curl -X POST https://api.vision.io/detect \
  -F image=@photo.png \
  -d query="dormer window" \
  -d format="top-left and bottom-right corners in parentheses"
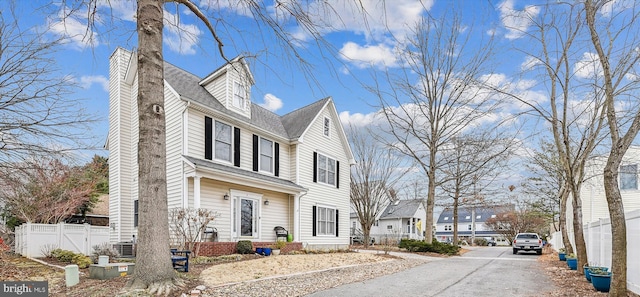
top-left (233, 81), bottom-right (246, 109)
top-left (323, 117), bottom-right (330, 137)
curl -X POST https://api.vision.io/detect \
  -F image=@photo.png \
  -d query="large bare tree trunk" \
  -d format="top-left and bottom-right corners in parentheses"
top-left (425, 160), bottom-right (436, 243)
top-left (128, 0), bottom-right (176, 292)
top-left (558, 186), bottom-right (573, 254)
top-left (603, 155), bottom-right (628, 297)
top-left (452, 196), bottom-right (459, 245)
top-left (570, 185), bottom-right (588, 273)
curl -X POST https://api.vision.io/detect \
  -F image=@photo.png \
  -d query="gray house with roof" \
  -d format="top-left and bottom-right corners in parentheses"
top-left (362, 199), bottom-right (426, 243)
top-left (108, 48), bottom-right (354, 250)
top-left (435, 205), bottom-right (514, 245)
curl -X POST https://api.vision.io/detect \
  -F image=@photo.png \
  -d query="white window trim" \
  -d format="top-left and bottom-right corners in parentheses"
top-left (316, 204), bottom-right (337, 236)
top-left (323, 116), bottom-right (331, 138)
top-left (214, 120), bottom-right (233, 164)
top-left (316, 152), bottom-right (337, 186)
top-left (258, 136), bottom-right (274, 174)
top-left (230, 190), bottom-right (263, 240)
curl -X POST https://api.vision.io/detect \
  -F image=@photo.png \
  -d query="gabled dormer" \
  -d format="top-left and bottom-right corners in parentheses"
top-left (199, 56), bottom-right (254, 118)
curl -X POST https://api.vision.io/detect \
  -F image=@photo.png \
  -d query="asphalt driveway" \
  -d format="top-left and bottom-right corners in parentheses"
top-left (306, 246), bottom-right (555, 297)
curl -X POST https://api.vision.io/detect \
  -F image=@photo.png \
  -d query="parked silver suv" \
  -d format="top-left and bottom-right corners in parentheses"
top-left (512, 233), bottom-right (543, 255)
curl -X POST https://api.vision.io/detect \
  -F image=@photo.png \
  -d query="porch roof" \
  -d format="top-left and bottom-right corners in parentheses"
top-left (183, 155), bottom-right (307, 194)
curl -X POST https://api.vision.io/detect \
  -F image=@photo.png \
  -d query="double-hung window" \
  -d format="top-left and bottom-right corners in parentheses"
top-left (620, 164), bottom-right (638, 190)
top-left (317, 154), bottom-right (336, 186)
top-left (316, 206), bottom-right (336, 236)
top-left (259, 137), bottom-right (273, 173)
top-left (215, 121), bottom-right (232, 162)
top-left (233, 81), bottom-right (246, 109)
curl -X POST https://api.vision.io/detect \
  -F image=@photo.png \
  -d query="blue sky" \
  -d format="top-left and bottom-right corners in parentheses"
top-left (4, 0), bottom-right (638, 196)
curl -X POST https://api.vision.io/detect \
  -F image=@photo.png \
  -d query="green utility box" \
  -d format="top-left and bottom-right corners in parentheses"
top-left (89, 263), bottom-right (135, 280)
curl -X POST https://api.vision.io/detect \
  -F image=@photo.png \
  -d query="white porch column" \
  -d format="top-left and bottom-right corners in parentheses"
top-left (193, 176), bottom-right (201, 209)
top-left (294, 194), bottom-right (300, 241)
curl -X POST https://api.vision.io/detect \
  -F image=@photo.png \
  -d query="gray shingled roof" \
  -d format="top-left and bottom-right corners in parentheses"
top-left (379, 199), bottom-right (423, 220)
top-left (183, 155), bottom-right (306, 191)
top-left (436, 205), bottom-right (514, 224)
top-left (164, 61), bottom-right (299, 139)
top-left (281, 97), bottom-right (330, 139)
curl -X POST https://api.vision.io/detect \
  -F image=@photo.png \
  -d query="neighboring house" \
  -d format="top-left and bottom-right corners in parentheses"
top-left (435, 205), bottom-right (514, 245)
top-left (65, 194), bottom-right (110, 226)
top-left (578, 145), bottom-right (640, 224)
top-left (108, 48), bottom-right (354, 251)
top-left (370, 199), bottom-right (427, 243)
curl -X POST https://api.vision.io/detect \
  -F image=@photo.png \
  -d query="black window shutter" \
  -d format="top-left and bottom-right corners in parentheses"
top-left (233, 127), bottom-right (241, 167)
top-left (313, 152), bottom-right (317, 182)
top-left (336, 161), bottom-right (340, 188)
top-left (253, 134), bottom-right (259, 171)
top-left (204, 116), bottom-right (212, 160)
top-left (274, 142), bottom-right (280, 176)
top-left (134, 200), bottom-right (139, 227)
top-left (312, 206), bottom-right (317, 236)
top-left (335, 209), bottom-right (339, 237)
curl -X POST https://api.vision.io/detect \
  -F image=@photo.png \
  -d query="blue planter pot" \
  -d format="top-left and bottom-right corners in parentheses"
top-left (256, 247), bottom-right (264, 255)
top-left (591, 272), bottom-right (612, 293)
top-left (566, 258), bottom-right (577, 270)
top-left (559, 252), bottom-right (566, 261)
top-left (584, 266), bottom-right (591, 282)
top-left (263, 247), bottom-right (272, 256)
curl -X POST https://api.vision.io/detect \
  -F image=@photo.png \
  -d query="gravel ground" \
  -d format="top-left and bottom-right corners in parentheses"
top-left (200, 255), bottom-right (426, 297)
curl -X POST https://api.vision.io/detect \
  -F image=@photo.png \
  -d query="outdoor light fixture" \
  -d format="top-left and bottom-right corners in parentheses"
top-left (223, 194), bottom-right (229, 200)
top-left (264, 199), bottom-right (270, 205)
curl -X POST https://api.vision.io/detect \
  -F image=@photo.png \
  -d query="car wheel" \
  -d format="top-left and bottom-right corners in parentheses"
top-left (513, 248), bottom-right (517, 254)
top-left (536, 250), bottom-right (542, 255)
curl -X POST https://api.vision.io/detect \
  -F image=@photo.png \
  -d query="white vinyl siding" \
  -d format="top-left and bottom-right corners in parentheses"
top-left (296, 106), bottom-right (350, 247)
top-left (165, 85), bottom-right (184, 211)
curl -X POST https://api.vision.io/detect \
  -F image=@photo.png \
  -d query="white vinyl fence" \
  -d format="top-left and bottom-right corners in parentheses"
top-left (15, 222), bottom-right (110, 257)
top-left (550, 208), bottom-right (640, 294)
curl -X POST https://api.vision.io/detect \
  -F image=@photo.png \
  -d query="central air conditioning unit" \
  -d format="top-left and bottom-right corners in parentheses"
top-left (113, 242), bottom-right (135, 257)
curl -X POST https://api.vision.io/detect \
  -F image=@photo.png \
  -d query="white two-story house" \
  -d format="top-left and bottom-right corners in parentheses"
top-left (108, 48), bottom-right (354, 251)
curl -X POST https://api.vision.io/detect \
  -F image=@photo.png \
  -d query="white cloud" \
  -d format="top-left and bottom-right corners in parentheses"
top-left (97, 0), bottom-right (136, 22)
top-left (199, 0), bottom-right (253, 17)
top-left (520, 55), bottom-right (542, 71)
top-left (259, 93), bottom-right (283, 112)
top-left (339, 110), bottom-right (384, 127)
top-left (48, 8), bottom-right (99, 50)
top-left (339, 42), bottom-right (399, 69)
top-left (497, 0), bottom-right (540, 40)
top-left (280, 0), bottom-right (430, 45)
top-left (80, 75), bottom-right (109, 92)
top-left (599, 0), bottom-right (636, 17)
top-left (574, 52), bottom-right (603, 79)
top-left (163, 10), bottom-right (202, 55)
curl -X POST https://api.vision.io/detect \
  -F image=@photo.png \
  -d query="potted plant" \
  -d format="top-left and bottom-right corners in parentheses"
top-left (565, 253), bottom-right (577, 270)
top-left (558, 248), bottom-right (567, 261)
top-left (590, 269), bottom-right (612, 292)
top-left (271, 241), bottom-right (287, 256)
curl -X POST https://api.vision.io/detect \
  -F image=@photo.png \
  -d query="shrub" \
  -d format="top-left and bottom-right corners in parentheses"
top-left (41, 244), bottom-right (59, 258)
top-left (51, 249), bottom-right (76, 263)
top-left (72, 254), bottom-right (92, 268)
top-left (398, 239), bottom-right (459, 255)
top-left (90, 242), bottom-right (120, 263)
top-left (474, 238), bottom-right (488, 246)
top-left (236, 240), bottom-right (253, 254)
top-left (273, 241), bottom-right (286, 250)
